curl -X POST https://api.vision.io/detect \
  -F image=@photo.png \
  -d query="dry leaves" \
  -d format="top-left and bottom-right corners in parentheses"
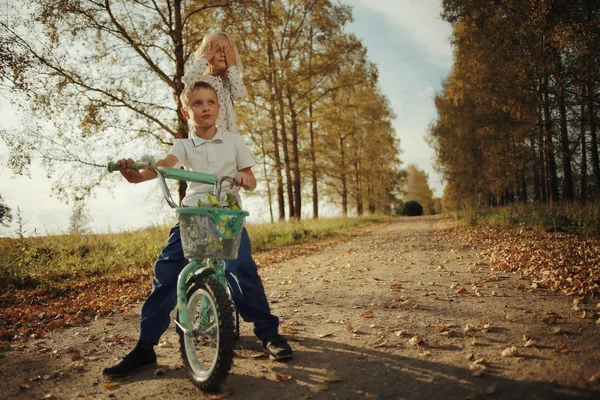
top-left (450, 227), bottom-right (600, 299)
top-left (275, 373), bottom-right (292, 381)
top-left (408, 334), bottom-right (424, 347)
top-left (501, 346), bottom-right (519, 357)
top-left (324, 367), bottom-right (344, 382)
top-left (360, 310), bottom-right (374, 319)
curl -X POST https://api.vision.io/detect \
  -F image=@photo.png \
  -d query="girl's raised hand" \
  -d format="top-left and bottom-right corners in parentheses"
top-left (198, 39), bottom-right (219, 61)
top-left (224, 44), bottom-right (236, 69)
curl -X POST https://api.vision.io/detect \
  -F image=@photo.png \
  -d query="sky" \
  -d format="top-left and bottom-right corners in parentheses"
top-left (0, 0), bottom-right (453, 237)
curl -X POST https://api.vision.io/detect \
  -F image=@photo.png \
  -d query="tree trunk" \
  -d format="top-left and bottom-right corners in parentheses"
top-left (265, 27), bottom-right (286, 221)
top-left (588, 82), bottom-right (600, 197)
top-left (580, 86), bottom-right (588, 201)
top-left (275, 79), bottom-right (295, 219)
top-left (531, 135), bottom-right (541, 202)
top-left (340, 136), bottom-right (348, 216)
top-left (174, 0), bottom-right (187, 204)
top-left (354, 160), bottom-right (363, 216)
top-left (309, 102), bottom-right (318, 219)
top-left (288, 93), bottom-right (301, 220)
top-left (308, 30), bottom-right (319, 219)
top-left (542, 74), bottom-right (559, 202)
top-left (259, 132), bottom-right (275, 222)
top-left (556, 58), bottom-right (573, 200)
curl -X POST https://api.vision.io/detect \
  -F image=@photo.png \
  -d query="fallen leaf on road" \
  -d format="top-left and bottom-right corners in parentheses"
top-left (310, 383), bottom-right (329, 393)
top-left (325, 367), bottom-right (344, 382)
top-left (486, 383), bottom-right (501, 395)
top-left (361, 310), bottom-right (374, 318)
top-left (275, 373), bottom-right (292, 381)
top-left (554, 344), bottom-right (569, 353)
top-left (370, 338), bottom-right (388, 348)
top-left (501, 346), bottom-right (519, 357)
top-left (207, 393), bottom-right (231, 400)
top-left (103, 381), bottom-right (119, 389)
top-left (408, 334), bottom-right (423, 347)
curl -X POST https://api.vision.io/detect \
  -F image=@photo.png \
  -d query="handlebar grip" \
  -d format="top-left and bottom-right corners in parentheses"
top-left (107, 161), bottom-right (146, 173)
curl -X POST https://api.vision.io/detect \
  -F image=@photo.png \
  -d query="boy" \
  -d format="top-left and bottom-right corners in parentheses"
top-left (103, 81), bottom-right (292, 377)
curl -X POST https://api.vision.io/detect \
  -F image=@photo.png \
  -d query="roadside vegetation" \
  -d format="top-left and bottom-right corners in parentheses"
top-left (0, 215), bottom-right (392, 292)
top-left (453, 201), bottom-right (600, 237)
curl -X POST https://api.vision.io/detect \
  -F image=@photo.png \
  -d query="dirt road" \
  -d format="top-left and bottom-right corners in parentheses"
top-left (2, 216), bottom-right (599, 400)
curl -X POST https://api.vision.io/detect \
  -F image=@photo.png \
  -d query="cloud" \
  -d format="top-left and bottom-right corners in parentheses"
top-left (345, 0), bottom-right (453, 67)
top-left (418, 86), bottom-right (435, 98)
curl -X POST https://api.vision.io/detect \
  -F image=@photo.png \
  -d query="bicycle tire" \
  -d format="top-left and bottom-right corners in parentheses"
top-left (225, 283), bottom-right (240, 341)
top-left (177, 277), bottom-right (235, 391)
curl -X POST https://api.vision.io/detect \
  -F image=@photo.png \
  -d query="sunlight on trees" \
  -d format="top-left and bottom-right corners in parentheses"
top-left (2, 0), bottom-right (404, 222)
top-left (431, 0), bottom-right (600, 208)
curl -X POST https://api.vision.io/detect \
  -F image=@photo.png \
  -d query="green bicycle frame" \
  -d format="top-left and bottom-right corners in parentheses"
top-left (107, 160), bottom-right (241, 337)
top-left (176, 258), bottom-right (227, 335)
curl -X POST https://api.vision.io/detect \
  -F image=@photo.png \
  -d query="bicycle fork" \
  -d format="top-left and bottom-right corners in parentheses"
top-left (175, 259), bottom-right (227, 336)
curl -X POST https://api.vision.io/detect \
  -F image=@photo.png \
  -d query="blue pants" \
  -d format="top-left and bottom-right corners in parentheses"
top-left (139, 225), bottom-right (279, 344)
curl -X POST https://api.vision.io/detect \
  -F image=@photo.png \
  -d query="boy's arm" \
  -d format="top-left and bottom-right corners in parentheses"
top-left (118, 155), bottom-right (179, 184)
top-left (235, 167), bottom-right (256, 191)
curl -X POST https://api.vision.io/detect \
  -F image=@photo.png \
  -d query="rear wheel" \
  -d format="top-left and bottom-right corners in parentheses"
top-left (177, 277), bottom-right (235, 391)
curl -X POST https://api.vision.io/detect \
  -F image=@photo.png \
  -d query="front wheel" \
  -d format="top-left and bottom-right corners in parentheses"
top-left (177, 277), bottom-right (235, 391)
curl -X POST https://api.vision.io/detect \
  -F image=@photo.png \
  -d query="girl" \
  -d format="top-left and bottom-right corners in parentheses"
top-left (182, 32), bottom-right (247, 134)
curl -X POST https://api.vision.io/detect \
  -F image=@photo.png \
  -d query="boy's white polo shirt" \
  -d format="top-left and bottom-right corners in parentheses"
top-left (167, 129), bottom-right (255, 208)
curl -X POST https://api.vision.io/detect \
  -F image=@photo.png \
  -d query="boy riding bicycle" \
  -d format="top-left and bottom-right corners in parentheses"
top-left (103, 81), bottom-right (292, 377)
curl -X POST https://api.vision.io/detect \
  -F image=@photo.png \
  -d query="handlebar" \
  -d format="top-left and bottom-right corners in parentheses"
top-left (107, 160), bottom-right (236, 209)
top-left (107, 161), bottom-right (147, 173)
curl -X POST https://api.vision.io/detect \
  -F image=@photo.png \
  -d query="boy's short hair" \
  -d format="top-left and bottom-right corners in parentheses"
top-left (180, 81), bottom-right (219, 109)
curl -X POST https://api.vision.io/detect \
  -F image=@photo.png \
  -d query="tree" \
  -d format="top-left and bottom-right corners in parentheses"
top-left (1, 0), bottom-right (233, 203)
top-left (403, 164), bottom-right (434, 215)
top-left (68, 203), bottom-right (91, 234)
top-left (432, 0), bottom-right (600, 205)
top-left (2, 0), bottom-right (405, 221)
top-left (0, 194), bottom-right (11, 227)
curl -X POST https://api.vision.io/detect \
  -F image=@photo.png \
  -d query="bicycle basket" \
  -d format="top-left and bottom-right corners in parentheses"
top-left (176, 207), bottom-right (249, 260)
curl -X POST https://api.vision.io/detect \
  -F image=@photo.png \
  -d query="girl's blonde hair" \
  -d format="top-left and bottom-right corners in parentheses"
top-left (195, 32), bottom-right (244, 77)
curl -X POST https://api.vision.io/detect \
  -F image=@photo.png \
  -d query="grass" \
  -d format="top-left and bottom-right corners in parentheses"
top-left (0, 214), bottom-right (392, 291)
top-left (454, 200), bottom-right (600, 237)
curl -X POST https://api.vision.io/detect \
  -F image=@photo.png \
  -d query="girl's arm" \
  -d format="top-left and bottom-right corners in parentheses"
top-left (226, 66), bottom-right (248, 101)
top-left (182, 58), bottom-right (209, 86)
top-left (224, 45), bottom-right (248, 101)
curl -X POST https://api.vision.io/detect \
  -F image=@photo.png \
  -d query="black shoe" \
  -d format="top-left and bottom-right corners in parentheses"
top-left (263, 334), bottom-right (293, 360)
top-left (102, 344), bottom-right (157, 377)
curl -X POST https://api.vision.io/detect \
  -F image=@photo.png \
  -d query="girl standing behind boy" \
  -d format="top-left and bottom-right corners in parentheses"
top-left (182, 32), bottom-right (247, 134)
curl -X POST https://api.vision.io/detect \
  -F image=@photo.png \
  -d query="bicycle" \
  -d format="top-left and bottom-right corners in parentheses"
top-left (107, 158), bottom-right (247, 391)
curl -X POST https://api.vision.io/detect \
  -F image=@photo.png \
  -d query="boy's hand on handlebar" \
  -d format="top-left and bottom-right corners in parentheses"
top-left (233, 171), bottom-right (254, 190)
top-left (118, 158), bottom-right (144, 183)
